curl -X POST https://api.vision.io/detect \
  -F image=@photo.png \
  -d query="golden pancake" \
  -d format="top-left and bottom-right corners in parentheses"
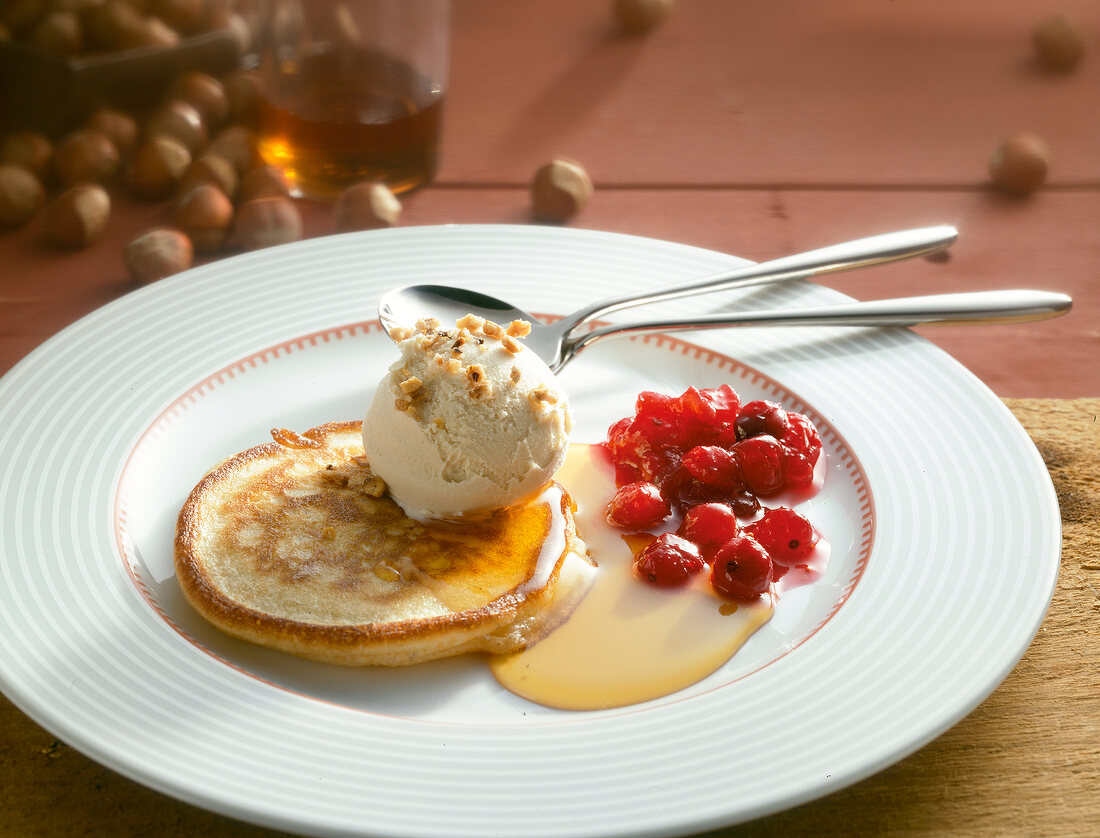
top-left (174, 421), bottom-right (593, 666)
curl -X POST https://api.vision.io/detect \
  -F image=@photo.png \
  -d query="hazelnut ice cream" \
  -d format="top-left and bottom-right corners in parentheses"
top-left (363, 315), bottom-right (573, 518)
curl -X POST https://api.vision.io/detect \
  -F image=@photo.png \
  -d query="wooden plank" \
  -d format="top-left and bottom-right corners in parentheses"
top-left (4, 187), bottom-right (1094, 397)
top-left (443, 0), bottom-right (1100, 186)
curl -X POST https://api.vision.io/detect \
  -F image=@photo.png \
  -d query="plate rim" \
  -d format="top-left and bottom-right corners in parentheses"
top-left (0, 223), bottom-right (1061, 838)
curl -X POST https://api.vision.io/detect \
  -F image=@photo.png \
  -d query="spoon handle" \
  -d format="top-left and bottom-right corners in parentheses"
top-left (556, 225), bottom-right (958, 337)
top-left (561, 289), bottom-right (1072, 367)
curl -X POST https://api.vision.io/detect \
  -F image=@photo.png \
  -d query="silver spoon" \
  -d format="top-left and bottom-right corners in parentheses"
top-left (379, 226), bottom-right (957, 369)
top-left (377, 227), bottom-right (1068, 370)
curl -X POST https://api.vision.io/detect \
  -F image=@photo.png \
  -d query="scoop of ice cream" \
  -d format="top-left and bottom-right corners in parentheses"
top-left (363, 315), bottom-right (573, 519)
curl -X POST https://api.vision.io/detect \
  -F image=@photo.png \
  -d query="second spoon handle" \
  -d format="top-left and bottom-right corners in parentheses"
top-left (561, 289), bottom-right (1072, 365)
top-left (556, 225), bottom-right (959, 337)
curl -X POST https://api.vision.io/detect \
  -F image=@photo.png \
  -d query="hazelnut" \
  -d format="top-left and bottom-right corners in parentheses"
top-left (613, 0), bottom-right (673, 34)
top-left (989, 133), bottom-right (1050, 194)
top-left (148, 0), bottom-right (204, 34)
top-left (0, 0), bottom-right (48, 36)
top-left (531, 158), bottom-right (593, 221)
top-left (52, 130), bottom-right (120, 186)
top-left (207, 8), bottom-right (251, 55)
top-left (1033, 14), bottom-right (1087, 72)
top-left (144, 100), bottom-right (207, 155)
top-left (179, 154), bottom-right (238, 199)
top-left (334, 181), bottom-right (401, 231)
top-left (238, 165), bottom-right (290, 203)
top-left (122, 14), bottom-right (180, 49)
top-left (0, 131), bottom-right (53, 180)
top-left (170, 71), bottom-right (230, 128)
top-left (233, 196), bottom-right (303, 250)
top-left (0, 164), bottom-right (45, 227)
top-left (221, 68), bottom-right (261, 125)
top-left (124, 228), bottom-right (194, 283)
top-left (41, 183), bottom-right (110, 249)
top-left (27, 9), bottom-right (82, 55)
top-left (82, 0), bottom-right (145, 50)
top-left (207, 125), bottom-right (258, 173)
top-left (125, 136), bottom-right (191, 199)
top-left (173, 183), bottom-right (234, 253)
top-left (83, 107), bottom-right (138, 157)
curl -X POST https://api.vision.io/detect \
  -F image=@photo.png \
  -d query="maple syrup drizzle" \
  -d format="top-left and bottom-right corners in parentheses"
top-left (490, 444), bottom-right (775, 711)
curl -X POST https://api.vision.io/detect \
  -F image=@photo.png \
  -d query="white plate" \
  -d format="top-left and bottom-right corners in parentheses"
top-left (0, 225), bottom-right (1059, 837)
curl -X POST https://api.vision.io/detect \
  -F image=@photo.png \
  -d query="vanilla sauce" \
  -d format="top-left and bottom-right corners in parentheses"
top-left (490, 444), bottom-right (775, 711)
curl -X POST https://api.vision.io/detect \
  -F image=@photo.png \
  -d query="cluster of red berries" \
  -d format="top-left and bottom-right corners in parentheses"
top-left (603, 385), bottom-right (823, 602)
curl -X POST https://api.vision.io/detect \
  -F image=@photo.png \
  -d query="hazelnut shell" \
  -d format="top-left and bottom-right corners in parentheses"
top-left (0, 163), bottom-right (45, 227)
top-left (989, 133), bottom-right (1050, 194)
top-left (173, 183), bottom-right (234, 253)
top-left (233, 196), bottom-right (303, 251)
top-left (531, 158), bottom-right (593, 221)
top-left (124, 228), bottom-right (194, 283)
top-left (334, 182), bottom-right (401, 231)
top-left (42, 183), bottom-right (111, 249)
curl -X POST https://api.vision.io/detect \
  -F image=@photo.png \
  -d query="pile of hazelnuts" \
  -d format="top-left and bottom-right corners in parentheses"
top-left (0, 0), bottom-right (249, 58)
top-left (0, 58), bottom-right (411, 282)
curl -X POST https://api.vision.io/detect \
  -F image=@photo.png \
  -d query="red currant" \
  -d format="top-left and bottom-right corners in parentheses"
top-left (634, 533), bottom-right (705, 587)
top-left (733, 435), bottom-right (786, 495)
top-left (745, 507), bottom-right (818, 565)
top-left (728, 490), bottom-right (762, 518)
top-left (634, 391), bottom-right (684, 448)
top-left (605, 481), bottom-right (671, 528)
top-left (676, 502), bottom-right (739, 559)
top-left (678, 385), bottom-right (741, 446)
top-left (710, 535), bottom-right (773, 601)
top-left (783, 412), bottom-right (822, 460)
top-left (606, 417), bottom-right (681, 489)
top-left (782, 449), bottom-right (816, 488)
top-left (681, 445), bottom-right (744, 492)
top-left (736, 399), bottom-right (790, 440)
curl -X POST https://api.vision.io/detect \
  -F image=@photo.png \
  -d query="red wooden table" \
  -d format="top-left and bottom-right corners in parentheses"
top-left (1, 1), bottom-right (1097, 836)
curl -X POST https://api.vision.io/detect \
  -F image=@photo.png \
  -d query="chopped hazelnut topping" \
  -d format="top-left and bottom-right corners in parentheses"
top-left (528, 386), bottom-right (559, 411)
top-left (415, 317), bottom-right (440, 331)
top-left (506, 320), bottom-right (532, 338)
top-left (501, 336), bottom-right (522, 354)
top-left (398, 376), bottom-right (422, 395)
top-left (470, 382), bottom-right (492, 400)
top-left (450, 336), bottom-right (466, 353)
top-left (395, 396), bottom-right (412, 412)
top-left (319, 456), bottom-right (386, 497)
top-left (456, 314), bottom-right (485, 332)
top-left (432, 417), bottom-right (446, 429)
top-left (510, 366), bottom-right (522, 383)
top-left (445, 357), bottom-right (462, 374)
top-left (270, 427), bottom-right (323, 448)
top-left (482, 320), bottom-right (504, 338)
top-left (466, 364), bottom-right (486, 384)
top-left (388, 326), bottom-right (413, 342)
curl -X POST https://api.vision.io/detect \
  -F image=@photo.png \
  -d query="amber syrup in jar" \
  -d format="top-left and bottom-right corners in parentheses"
top-left (257, 46), bottom-right (443, 198)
